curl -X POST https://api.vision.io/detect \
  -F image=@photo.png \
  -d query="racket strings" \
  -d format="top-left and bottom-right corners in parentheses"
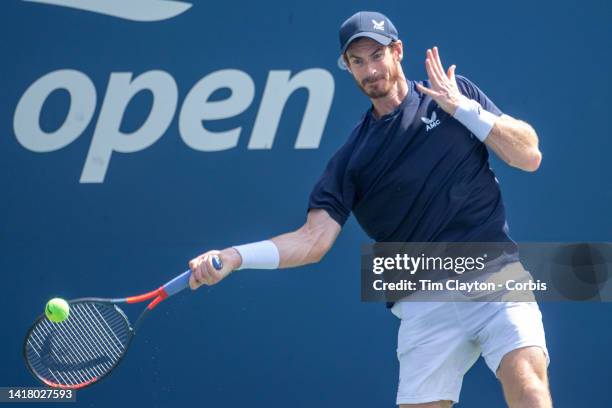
top-left (25, 302), bottom-right (131, 387)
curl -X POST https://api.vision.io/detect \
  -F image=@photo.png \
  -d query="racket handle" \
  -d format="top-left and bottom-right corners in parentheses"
top-left (163, 255), bottom-right (223, 296)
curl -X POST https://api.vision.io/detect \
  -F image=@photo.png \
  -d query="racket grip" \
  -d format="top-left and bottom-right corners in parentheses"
top-left (163, 255), bottom-right (223, 296)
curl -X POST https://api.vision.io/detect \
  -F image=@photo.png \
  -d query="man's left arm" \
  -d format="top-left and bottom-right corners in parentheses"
top-left (483, 114), bottom-right (542, 172)
top-left (416, 46), bottom-right (542, 172)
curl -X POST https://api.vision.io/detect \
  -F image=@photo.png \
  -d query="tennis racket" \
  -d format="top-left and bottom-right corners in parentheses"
top-left (23, 256), bottom-right (222, 389)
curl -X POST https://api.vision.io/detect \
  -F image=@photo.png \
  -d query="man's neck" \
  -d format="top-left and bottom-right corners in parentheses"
top-left (371, 77), bottom-right (409, 119)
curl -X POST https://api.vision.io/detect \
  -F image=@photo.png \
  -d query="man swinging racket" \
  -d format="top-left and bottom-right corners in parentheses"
top-left (187, 11), bottom-right (552, 408)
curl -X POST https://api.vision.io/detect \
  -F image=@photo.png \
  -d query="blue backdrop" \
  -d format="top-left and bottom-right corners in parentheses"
top-left (1, 0), bottom-right (611, 406)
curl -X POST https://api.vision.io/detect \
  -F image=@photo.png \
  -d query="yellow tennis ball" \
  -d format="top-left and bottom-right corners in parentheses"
top-left (45, 298), bottom-right (70, 323)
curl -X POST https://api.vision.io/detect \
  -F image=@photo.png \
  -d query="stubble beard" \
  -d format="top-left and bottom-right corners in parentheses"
top-left (357, 66), bottom-right (400, 100)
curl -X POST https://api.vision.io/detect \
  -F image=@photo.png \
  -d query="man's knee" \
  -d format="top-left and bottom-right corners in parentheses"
top-left (399, 401), bottom-right (453, 408)
top-left (497, 346), bottom-right (548, 383)
top-left (516, 381), bottom-right (551, 406)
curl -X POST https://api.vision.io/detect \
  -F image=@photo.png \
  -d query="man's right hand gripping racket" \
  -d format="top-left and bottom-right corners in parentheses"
top-left (23, 256), bottom-right (222, 389)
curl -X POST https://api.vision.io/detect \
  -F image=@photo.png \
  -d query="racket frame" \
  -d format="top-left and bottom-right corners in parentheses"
top-left (23, 258), bottom-right (221, 389)
top-left (24, 282), bottom-right (175, 389)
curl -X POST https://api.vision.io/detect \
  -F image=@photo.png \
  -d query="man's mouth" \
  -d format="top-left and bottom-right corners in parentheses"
top-left (363, 74), bottom-right (387, 86)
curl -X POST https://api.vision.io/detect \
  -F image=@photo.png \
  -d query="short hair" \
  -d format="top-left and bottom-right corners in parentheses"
top-left (343, 39), bottom-right (401, 67)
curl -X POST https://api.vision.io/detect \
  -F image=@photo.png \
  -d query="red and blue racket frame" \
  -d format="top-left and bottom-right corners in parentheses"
top-left (23, 256), bottom-right (222, 389)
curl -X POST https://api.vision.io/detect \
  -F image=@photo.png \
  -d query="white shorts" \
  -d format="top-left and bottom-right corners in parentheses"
top-left (391, 263), bottom-right (550, 405)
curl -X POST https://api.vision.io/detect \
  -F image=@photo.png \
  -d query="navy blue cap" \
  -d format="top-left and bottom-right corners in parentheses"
top-left (338, 11), bottom-right (399, 70)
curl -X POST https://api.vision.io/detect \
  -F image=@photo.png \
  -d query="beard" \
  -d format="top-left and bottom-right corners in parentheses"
top-left (356, 66), bottom-right (400, 99)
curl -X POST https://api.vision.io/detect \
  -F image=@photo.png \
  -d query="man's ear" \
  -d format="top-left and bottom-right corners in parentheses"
top-left (343, 54), bottom-right (352, 73)
top-left (394, 40), bottom-right (404, 62)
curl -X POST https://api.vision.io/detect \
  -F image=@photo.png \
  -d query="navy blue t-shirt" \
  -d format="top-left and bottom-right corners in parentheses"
top-left (308, 75), bottom-right (517, 252)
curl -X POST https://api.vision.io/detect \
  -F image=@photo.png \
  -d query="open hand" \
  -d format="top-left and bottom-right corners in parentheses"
top-left (415, 46), bottom-right (466, 115)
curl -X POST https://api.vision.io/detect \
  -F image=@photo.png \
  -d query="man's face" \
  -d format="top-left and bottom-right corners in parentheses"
top-left (344, 37), bottom-right (401, 99)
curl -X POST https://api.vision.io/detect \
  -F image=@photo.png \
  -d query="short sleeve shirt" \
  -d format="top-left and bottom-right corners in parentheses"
top-left (308, 75), bottom-right (517, 250)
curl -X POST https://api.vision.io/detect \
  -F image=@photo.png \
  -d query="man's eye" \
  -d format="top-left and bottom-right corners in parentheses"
top-left (374, 53), bottom-right (382, 60)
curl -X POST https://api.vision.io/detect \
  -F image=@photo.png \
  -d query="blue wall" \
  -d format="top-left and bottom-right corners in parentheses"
top-left (1, 0), bottom-right (611, 406)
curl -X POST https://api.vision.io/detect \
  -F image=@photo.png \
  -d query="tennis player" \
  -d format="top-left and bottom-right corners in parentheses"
top-left (188, 11), bottom-right (551, 408)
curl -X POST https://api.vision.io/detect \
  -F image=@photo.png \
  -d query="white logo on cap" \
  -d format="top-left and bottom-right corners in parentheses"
top-left (372, 19), bottom-right (385, 31)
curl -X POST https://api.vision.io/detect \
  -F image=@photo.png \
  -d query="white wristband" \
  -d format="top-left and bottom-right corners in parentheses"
top-left (453, 96), bottom-right (498, 142)
top-left (232, 240), bottom-right (280, 270)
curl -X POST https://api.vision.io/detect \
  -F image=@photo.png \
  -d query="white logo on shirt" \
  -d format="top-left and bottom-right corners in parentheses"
top-left (372, 19), bottom-right (385, 31)
top-left (421, 111), bottom-right (441, 131)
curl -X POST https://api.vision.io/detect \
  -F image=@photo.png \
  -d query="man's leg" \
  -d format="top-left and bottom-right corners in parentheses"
top-left (394, 302), bottom-right (480, 407)
top-left (472, 262), bottom-right (551, 406)
top-left (497, 346), bottom-right (552, 408)
top-left (399, 401), bottom-right (453, 408)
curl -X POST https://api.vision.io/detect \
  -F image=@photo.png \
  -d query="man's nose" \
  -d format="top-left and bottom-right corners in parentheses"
top-left (365, 62), bottom-right (378, 76)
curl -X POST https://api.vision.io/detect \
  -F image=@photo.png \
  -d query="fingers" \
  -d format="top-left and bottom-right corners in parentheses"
top-left (426, 47), bottom-right (453, 88)
top-left (188, 251), bottom-right (225, 290)
top-left (191, 255), bottom-right (211, 289)
top-left (188, 274), bottom-right (199, 290)
top-left (420, 47), bottom-right (461, 115)
top-left (432, 46), bottom-right (447, 79)
top-left (425, 52), bottom-right (444, 87)
top-left (416, 82), bottom-right (438, 98)
top-left (188, 257), bottom-right (203, 289)
top-left (447, 64), bottom-right (457, 84)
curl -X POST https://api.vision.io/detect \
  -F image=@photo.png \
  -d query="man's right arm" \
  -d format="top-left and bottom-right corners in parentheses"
top-left (188, 209), bottom-right (341, 289)
top-left (271, 208), bottom-right (342, 268)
